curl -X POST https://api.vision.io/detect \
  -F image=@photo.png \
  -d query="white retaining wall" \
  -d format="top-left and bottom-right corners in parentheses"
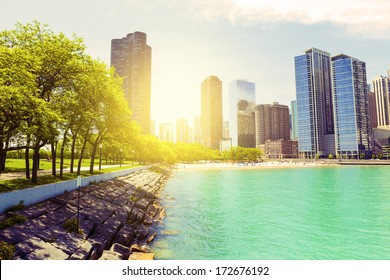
top-left (0, 166), bottom-right (149, 213)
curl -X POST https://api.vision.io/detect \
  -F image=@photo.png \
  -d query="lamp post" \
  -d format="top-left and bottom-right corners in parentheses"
top-left (132, 149), bottom-right (135, 166)
top-left (99, 144), bottom-right (102, 170)
top-left (120, 148), bottom-right (123, 167)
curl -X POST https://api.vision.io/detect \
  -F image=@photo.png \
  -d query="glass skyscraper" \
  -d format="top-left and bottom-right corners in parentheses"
top-left (331, 54), bottom-right (371, 158)
top-left (229, 80), bottom-right (256, 147)
top-left (294, 48), bottom-right (335, 158)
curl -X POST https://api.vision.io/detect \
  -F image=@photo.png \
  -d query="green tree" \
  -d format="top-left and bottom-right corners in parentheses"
top-left (0, 21), bottom-right (87, 183)
top-left (0, 46), bottom-right (37, 173)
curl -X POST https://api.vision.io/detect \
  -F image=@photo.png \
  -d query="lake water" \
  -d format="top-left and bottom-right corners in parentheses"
top-left (152, 166), bottom-right (390, 259)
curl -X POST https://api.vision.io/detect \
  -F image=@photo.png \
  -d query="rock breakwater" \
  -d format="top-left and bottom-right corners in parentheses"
top-left (0, 166), bottom-right (171, 260)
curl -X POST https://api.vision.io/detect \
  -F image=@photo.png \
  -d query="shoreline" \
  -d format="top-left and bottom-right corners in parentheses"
top-left (174, 160), bottom-right (390, 170)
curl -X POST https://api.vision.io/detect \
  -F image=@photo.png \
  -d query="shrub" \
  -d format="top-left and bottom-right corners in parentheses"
top-left (129, 195), bottom-right (138, 202)
top-left (0, 241), bottom-right (15, 260)
top-left (0, 214), bottom-right (27, 230)
top-left (5, 201), bottom-right (25, 212)
top-left (62, 218), bottom-right (83, 234)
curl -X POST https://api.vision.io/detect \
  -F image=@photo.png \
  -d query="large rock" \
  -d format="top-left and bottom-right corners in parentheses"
top-left (88, 233), bottom-right (110, 256)
top-left (134, 224), bottom-right (149, 241)
top-left (110, 243), bottom-right (130, 260)
top-left (130, 243), bottom-right (150, 253)
top-left (52, 233), bottom-right (85, 255)
top-left (15, 236), bottom-right (48, 258)
top-left (36, 225), bottom-right (67, 243)
top-left (69, 240), bottom-right (93, 260)
top-left (128, 252), bottom-right (154, 260)
top-left (113, 224), bottom-right (135, 247)
top-left (25, 242), bottom-right (69, 260)
top-left (99, 250), bottom-right (122, 260)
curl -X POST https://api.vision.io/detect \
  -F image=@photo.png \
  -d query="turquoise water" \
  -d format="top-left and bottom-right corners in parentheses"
top-left (152, 166), bottom-right (390, 260)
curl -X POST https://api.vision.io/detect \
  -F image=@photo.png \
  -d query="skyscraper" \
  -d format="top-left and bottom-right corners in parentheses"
top-left (111, 32), bottom-right (152, 133)
top-left (201, 76), bottom-right (223, 150)
top-left (229, 80), bottom-right (256, 147)
top-left (255, 102), bottom-right (290, 148)
top-left (371, 74), bottom-right (390, 127)
top-left (331, 54), bottom-right (371, 158)
top-left (294, 48), bottom-right (334, 158)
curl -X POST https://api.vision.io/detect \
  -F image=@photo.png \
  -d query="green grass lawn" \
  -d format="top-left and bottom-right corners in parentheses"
top-left (3, 158), bottom-right (134, 172)
top-left (0, 163), bottom-right (142, 193)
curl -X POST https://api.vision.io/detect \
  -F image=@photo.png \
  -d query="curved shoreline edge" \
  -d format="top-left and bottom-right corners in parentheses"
top-left (175, 160), bottom-right (390, 170)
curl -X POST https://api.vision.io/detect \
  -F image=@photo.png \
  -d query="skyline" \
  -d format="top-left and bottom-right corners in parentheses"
top-left (1, 0), bottom-right (390, 126)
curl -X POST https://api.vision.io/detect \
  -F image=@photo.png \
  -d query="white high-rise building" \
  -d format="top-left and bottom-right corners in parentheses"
top-left (371, 74), bottom-right (390, 127)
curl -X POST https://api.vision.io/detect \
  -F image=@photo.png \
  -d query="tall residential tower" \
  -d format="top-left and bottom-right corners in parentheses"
top-left (201, 76), bottom-right (223, 150)
top-left (331, 54), bottom-right (371, 158)
top-left (111, 32), bottom-right (152, 133)
top-left (371, 74), bottom-right (390, 127)
top-left (294, 48), bottom-right (335, 158)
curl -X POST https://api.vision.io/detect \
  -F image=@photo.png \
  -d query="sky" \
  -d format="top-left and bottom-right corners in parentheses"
top-left (1, 0), bottom-right (390, 128)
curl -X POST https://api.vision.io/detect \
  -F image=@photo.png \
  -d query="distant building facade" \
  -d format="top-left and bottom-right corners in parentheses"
top-left (194, 117), bottom-right (201, 144)
top-left (223, 121), bottom-right (230, 139)
top-left (331, 54), bottom-right (371, 158)
top-left (264, 140), bottom-right (298, 159)
top-left (229, 80), bottom-right (256, 147)
top-left (220, 138), bottom-right (232, 152)
top-left (159, 123), bottom-right (174, 143)
top-left (371, 74), bottom-right (390, 127)
top-left (201, 76), bottom-right (223, 150)
top-left (111, 32), bottom-right (152, 134)
top-left (255, 102), bottom-right (290, 148)
top-left (368, 91), bottom-right (378, 129)
top-left (176, 118), bottom-right (189, 143)
top-left (291, 100), bottom-right (298, 141)
top-left (373, 126), bottom-right (390, 156)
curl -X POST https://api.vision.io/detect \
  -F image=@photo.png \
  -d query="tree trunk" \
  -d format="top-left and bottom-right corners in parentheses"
top-left (59, 128), bottom-right (69, 179)
top-left (89, 141), bottom-right (98, 174)
top-left (25, 147), bottom-right (30, 179)
top-left (70, 130), bottom-right (78, 174)
top-left (77, 139), bottom-right (88, 176)
top-left (25, 134), bottom-right (31, 179)
top-left (0, 146), bottom-right (6, 173)
top-left (31, 146), bottom-right (40, 183)
top-left (51, 140), bottom-right (56, 177)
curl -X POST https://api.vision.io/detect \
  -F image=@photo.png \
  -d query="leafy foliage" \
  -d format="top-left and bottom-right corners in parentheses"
top-left (0, 214), bottom-right (27, 230)
top-left (0, 241), bottom-right (15, 260)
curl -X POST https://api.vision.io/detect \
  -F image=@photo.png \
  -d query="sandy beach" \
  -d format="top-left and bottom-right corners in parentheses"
top-left (174, 161), bottom-right (334, 170)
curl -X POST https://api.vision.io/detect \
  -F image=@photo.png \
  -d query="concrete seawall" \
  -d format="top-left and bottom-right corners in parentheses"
top-left (0, 166), bottom-right (149, 213)
top-left (0, 167), bottom-right (171, 260)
